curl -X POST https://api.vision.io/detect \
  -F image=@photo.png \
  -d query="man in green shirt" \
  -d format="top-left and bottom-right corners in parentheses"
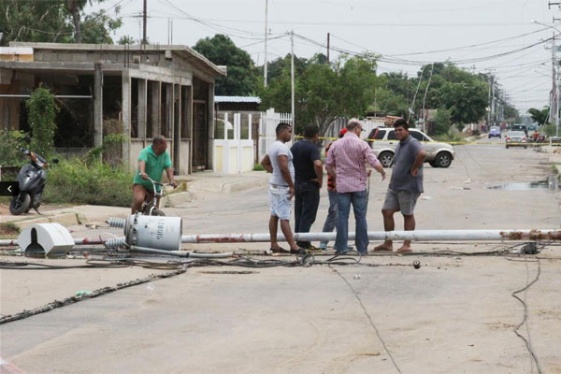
top-left (131, 135), bottom-right (176, 214)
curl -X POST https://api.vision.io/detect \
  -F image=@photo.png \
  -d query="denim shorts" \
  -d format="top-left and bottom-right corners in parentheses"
top-left (269, 184), bottom-right (291, 220)
top-left (382, 189), bottom-right (420, 215)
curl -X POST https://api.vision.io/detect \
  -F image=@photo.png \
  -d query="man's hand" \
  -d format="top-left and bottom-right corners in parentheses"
top-left (170, 180), bottom-right (178, 188)
top-left (312, 178), bottom-right (323, 189)
top-left (140, 172), bottom-right (148, 180)
top-left (288, 186), bottom-right (295, 200)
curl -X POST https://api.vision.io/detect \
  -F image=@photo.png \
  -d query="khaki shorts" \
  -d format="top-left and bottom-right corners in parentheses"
top-left (382, 189), bottom-right (420, 215)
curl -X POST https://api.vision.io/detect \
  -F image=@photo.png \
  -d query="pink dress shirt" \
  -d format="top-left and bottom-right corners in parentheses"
top-left (325, 131), bottom-right (381, 193)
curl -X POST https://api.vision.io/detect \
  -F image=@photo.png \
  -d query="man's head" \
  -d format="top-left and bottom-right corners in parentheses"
top-left (303, 124), bottom-right (320, 141)
top-left (393, 118), bottom-right (410, 141)
top-left (275, 122), bottom-right (293, 143)
top-left (152, 135), bottom-right (168, 155)
top-left (346, 118), bottom-right (364, 137)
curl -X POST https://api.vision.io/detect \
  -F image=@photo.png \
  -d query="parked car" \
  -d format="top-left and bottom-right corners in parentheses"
top-left (366, 127), bottom-right (455, 168)
top-left (505, 131), bottom-right (528, 149)
top-left (488, 126), bottom-right (501, 139)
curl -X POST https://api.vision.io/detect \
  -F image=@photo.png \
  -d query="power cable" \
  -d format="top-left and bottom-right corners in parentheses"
top-left (332, 267), bottom-right (402, 374)
top-left (509, 258), bottom-right (543, 374)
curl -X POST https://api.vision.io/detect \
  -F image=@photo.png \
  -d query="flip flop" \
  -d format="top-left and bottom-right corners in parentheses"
top-left (372, 244), bottom-right (393, 252)
top-left (270, 247), bottom-right (290, 254)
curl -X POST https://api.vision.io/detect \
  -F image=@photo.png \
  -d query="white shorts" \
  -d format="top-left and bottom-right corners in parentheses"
top-left (269, 184), bottom-right (291, 220)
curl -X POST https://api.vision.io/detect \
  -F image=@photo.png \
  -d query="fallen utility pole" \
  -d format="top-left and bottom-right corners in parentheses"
top-left (180, 229), bottom-right (561, 244)
top-left (1, 229), bottom-right (560, 248)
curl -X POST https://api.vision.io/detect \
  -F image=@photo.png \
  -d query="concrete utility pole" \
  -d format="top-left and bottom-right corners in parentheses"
top-left (547, 31), bottom-right (560, 137)
top-left (143, 0), bottom-right (147, 45)
top-left (487, 74), bottom-right (495, 127)
top-left (327, 33), bottom-right (330, 63)
top-left (290, 31), bottom-right (295, 138)
top-left (264, 0), bottom-right (269, 87)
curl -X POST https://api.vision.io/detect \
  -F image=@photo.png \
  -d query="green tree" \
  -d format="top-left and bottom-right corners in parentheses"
top-left (259, 54), bottom-right (309, 84)
top-left (26, 86), bottom-right (59, 158)
top-left (193, 34), bottom-right (259, 95)
top-left (408, 62), bottom-right (489, 126)
top-left (0, 0), bottom-right (121, 46)
top-left (432, 107), bottom-right (453, 135)
top-left (504, 103), bottom-right (520, 123)
top-left (527, 107), bottom-right (550, 126)
top-left (260, 53), bottom-right (379, 136)
top-left (371, 74), bottom-right (409, 117)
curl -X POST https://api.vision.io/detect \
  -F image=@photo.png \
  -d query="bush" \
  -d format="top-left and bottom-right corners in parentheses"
top-left (0, 130), bottom-right (29, 169)
top-left (44, 157), bottom-right (134, 207)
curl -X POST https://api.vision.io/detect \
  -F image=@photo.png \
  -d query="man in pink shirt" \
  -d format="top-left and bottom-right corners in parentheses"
top-left (325, 118), bottom-right (386, 255)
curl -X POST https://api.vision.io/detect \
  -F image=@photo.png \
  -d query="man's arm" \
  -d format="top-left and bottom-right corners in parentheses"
top-left (260, 154), bottom-right (273, 173)
top-left (364, 145), bottom-right (386, 180)
top-left (277, 154), bottom-right (295, 199)
top-left (325, 145), bottom-right (336, 178)
top-left (165, 167), bottom-right (177, 187)
top-left (410, 149), bottom-right (426, 177)
top-left (313, 159), bottom-right (323, 188)
top-left (138, 160), bottom-right (148, 179)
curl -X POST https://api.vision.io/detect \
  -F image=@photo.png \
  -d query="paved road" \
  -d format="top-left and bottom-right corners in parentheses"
top-left (1, 142), bottom-right (561, 373)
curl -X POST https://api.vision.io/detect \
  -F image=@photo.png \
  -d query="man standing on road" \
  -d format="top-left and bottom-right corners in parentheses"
top-left (319, 127), bottom-right (347, 250)
top-left (325, 118), bottom-right (386, 255)
top-left (291, 124), bottom-right (323, 250)
top-left (373, 118), bottom-right (426, 253)
top-left (260, 123), bottom-right (302, 255)
top-left (131, 135), bottom-right (176, 214)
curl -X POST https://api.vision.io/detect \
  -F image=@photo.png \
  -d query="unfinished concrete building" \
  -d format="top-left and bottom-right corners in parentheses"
top-left (0, 43), bottom-right (226, 174)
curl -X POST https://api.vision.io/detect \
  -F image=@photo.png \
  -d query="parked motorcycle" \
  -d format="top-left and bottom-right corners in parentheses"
top-left (9, 147), bottom-right (57, 215)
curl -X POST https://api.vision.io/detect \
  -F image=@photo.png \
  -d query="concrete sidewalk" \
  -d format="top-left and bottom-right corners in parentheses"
top-left (0, 170), bottom-right (269, 230)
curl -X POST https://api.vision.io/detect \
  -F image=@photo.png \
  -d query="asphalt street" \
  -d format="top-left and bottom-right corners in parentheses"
top-left (1, 139), bottom-right (561, 373)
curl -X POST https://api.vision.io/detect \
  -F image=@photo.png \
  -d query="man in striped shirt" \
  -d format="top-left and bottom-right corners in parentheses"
top-left (325, 118), bottom-right (386, 255)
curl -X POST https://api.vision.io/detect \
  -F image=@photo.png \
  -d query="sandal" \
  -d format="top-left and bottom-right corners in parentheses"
top-left (270, 247), bottom-right (290, 254)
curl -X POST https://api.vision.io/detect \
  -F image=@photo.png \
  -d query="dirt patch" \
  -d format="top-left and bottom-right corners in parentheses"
top-left (0, 221), bottom-right (20, 237)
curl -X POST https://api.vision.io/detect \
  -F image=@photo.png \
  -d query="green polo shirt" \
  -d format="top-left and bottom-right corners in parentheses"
top-left (133, 145), bottom-right (172, 191)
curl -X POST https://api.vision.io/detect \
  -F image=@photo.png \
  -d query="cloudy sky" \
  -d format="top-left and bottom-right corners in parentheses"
top-left (93, 0), bottom-right (559, 114)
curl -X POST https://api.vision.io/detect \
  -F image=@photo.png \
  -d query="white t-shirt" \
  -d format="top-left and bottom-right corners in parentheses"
top-left (268, 140), bottom-right (295, 186)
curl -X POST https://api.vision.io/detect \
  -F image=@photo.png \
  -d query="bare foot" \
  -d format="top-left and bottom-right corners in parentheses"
top-left (373, 244), bottom-right (393, 252)
top-left (396, 245), bottom-right (412, 253)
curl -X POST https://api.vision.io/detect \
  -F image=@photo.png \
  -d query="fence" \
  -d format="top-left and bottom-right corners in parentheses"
top-left (213, 109), bottom-right (293, 174)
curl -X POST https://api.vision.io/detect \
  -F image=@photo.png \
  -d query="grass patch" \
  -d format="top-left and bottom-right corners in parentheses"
top-left (45, 157), bottom-right (134, 207)
top-left (253, 163), bottom-right (265, 171)
top-left (0, 221), bottom-right (20, 238)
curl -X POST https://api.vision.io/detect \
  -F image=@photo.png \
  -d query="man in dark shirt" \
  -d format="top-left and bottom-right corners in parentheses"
top-left (373, 118), bottom-right (426, 253)
top-left (291, 124), bottom-right (323, 250)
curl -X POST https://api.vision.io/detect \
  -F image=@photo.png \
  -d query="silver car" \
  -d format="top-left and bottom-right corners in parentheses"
top-left (505, 131), bottom-right (528, 149)
top-left (367, 127), bottom-right (455, 168)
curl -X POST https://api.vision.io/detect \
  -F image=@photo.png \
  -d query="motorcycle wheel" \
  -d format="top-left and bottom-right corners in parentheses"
top-left (10, 194), bottom-right (31, 215)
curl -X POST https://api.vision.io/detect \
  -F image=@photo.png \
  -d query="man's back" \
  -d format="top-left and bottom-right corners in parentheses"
top-left (328, 134), bottom-right (378, 193)
top-left (291, 140), bottom-right (320, 183)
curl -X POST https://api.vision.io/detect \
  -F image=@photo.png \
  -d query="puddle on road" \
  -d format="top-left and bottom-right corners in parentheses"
top-left (486, 176), bottom-right (559, 191)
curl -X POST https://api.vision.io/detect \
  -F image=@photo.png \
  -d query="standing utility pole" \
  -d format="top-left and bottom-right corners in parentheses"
top-left (264, 0), bottom-right (269, 87)
top-left (142, 0), bottom-right (147, 45)
top-left (290, 31), bottom-right (295, 138)
top-left (551, 32), bottom-right (559, 137)
top-left (327, 33), bottom-right (330, 63)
